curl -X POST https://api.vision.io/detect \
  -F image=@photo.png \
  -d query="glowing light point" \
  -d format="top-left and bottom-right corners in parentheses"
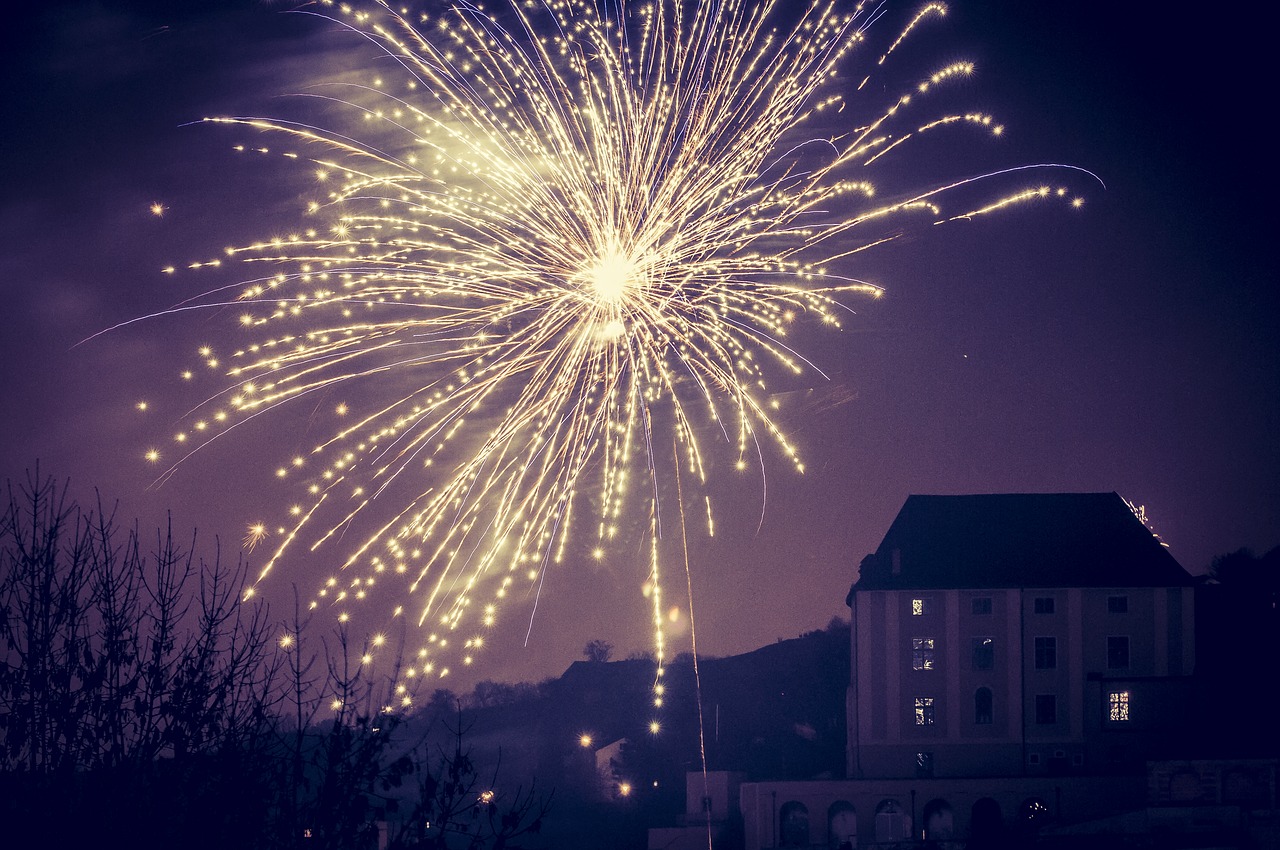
top-left (134, 0), bottom-right (1089, 685)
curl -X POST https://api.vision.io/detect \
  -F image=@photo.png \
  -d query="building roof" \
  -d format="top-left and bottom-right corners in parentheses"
top-left (851, 492), bottom-right (1194, 595)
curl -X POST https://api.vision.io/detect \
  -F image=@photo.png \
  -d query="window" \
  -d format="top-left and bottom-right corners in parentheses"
top-left (1107, 636), bottom-right (1130, 669)
top-left (1107, 595), bottom-right (1128, 613)
top-left (1035, 694), bottom-right (1057, 724)
top-left (972, 637), bottom-right (994, 670)
top-left (915, 751), bottom-right (934, 778)
top-left (1034, 636), bottom-right (1057, 669)
top-left (779, 801), bottom-right (810, 847)
top-left (914, 697), bottom-right (936, 726)
top-left (974, 687), bottom-right (993, 724)
top-left (1034, 597), bottom-right (1055, 614)
top-left (911, 597), bottom-right (931, 616)
top-left (1027, 752), bottom-right (1042, 766)
top-left (971, 596), bottom-right (992, 615)
top-left (1108, 690), bottom-right (1130, 721)
top-left (912, 637), bottom-right (936, 670)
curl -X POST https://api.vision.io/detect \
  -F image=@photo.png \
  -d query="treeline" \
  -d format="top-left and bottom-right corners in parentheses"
top-left (0, 472), bottom-right (547, 850)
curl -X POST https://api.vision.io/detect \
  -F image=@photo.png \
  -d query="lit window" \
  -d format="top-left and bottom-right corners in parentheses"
top-left (1107, 636), bottom-right (1130, 670)
top-left (1108, 690), bottom-right (1130, 721)
top-left (912, 597), bottom-right (931, 616)
top-left (914, 697), bottom-right (936, 726)
top-left (1034, 636), bottom-right (1057, 669)
top-left (972, 597), bottom-right (992, 615)
top-left (972, 637), bottom-right (994, 670)
top-left (1034, 597), bottom-right (1055, 614)
top-left (915, 752), bottom-right (934, 777)
top-left (912, 637), bottom-right (936, 670)
top-left (1035, 694), bottom-right (1057, 725)
top-left (1107, 595), bottom-right (1128, 614)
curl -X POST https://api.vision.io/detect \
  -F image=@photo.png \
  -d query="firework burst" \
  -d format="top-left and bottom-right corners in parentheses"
top-left (142, 0), bottom-right (1086, 686)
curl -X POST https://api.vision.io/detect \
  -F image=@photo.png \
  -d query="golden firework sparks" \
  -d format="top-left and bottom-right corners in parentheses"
top-left (143, 0), bottom-right (1089, 678)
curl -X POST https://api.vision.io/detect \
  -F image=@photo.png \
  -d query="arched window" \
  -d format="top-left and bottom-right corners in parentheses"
top-left (827, 801), bottom-right (856, 850)
top-left (974, 687), bottom-right (993, 724)
top-left (779, 801), bottom-right (810, 847)
top-left (970, 798), bottom-right (1004, 844)
top-left (922, 798), bottom-right (954, 840)
top-left (874, 799), bottom-right (906, 844)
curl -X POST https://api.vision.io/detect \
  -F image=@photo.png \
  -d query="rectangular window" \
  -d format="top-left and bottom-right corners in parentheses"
top-left (972, 637), bottom-right (994, 670)
top-left (1034, 597), bottom-right (1055, 614)
top-left (1028, 752), bottom-right (1042, 766)
top-left (1107, 636), bottom-right (1130, 670)
top-left (1035, 694), bottom-right (1057, 725)
top-left (1108, 690), bottom-right (1130, 721)
top-left (1034, 636), bottom-right (1057, 669)
top-left (915, 751), bottom-right (934, 778)
top-left (911, 597), bottom-right (931, 616)
top-left (914, 697), bottom-right (935, 726)
top-left (1107, 595), bottom-right (1128, 613)
top-left (912, 637), bottom-right (936, 670)
top-left (971, 596), bottom-right (993, 615)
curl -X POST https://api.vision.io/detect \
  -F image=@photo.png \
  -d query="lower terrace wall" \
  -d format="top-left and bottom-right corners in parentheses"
top-left (740, 774), bottom-right (1144, 849)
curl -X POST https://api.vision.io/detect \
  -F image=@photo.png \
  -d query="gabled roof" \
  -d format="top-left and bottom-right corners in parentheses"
top-left (851, 492), bottom-right (1193, 594)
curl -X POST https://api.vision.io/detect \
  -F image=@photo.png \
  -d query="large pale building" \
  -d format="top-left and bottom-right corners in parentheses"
top-left (846, 492), bottom-right (1197, 781)
top-left (737, 492), bottom-right (1218, 849)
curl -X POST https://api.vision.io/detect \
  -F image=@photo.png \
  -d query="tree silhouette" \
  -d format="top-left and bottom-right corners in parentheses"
top-left (1, 470), bottom-right (554, 849)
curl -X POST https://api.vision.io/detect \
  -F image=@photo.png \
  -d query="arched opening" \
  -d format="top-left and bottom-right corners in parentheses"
top-left (828, 800), bottom-right (856, 850)
top-left (874, 798), bottom-right (906, 844)
top-left (974, 687), bottom-right (993, 725)
top-left (922, 798), bottom-right (954, 840)
top-left (969, 797), bottom-right (1004, 847)
top-left (779, 801), bottom-right (810, 847)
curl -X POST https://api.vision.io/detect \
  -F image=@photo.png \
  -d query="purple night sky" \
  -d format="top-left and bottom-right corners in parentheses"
top-left (2, 0), bottom-right (1274, 688)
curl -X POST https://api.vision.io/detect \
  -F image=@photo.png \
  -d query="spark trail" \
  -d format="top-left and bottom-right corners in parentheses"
top-left (141, 0), bottom-right (1086, 694)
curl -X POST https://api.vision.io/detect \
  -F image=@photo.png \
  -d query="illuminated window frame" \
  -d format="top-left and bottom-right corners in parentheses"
top-left (1108, 690), bottom-right (1130, 722)
top-left (914, 697), bottom-right (936, 726)
top-left (912, 637), bottom-right (936, 671)
top-left (911, 597), bottom-right (932, 616)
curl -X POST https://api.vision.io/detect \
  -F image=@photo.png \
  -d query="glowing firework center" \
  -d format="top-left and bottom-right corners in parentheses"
top-left (576, 244), bottom-right (646, 340)
top-left (141, 0), bottom-right (1087, 685)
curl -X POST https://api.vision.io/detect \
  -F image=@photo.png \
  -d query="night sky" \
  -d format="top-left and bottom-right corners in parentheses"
top-left (2, 0), bottom-right (1274, 688)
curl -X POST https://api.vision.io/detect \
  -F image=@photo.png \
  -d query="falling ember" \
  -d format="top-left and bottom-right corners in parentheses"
top-left (243, 523), bottom-right (268, 552)
top-left (138, 0), bottom-right (1091, 676)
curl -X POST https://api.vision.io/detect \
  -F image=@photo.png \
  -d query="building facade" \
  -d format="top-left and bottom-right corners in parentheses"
top-left (846, 492), bottom-right (1197, 781)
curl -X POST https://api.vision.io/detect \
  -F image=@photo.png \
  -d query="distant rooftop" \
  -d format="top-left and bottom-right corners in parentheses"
top-left (852, 492), bottom-right (1193, 594)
